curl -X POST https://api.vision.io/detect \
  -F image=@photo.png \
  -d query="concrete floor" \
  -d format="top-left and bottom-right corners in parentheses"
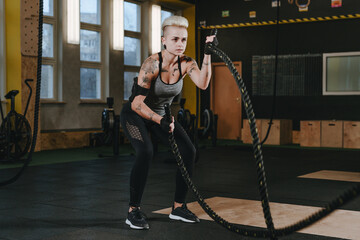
top-left (0, 144), bottom-right (359, 240)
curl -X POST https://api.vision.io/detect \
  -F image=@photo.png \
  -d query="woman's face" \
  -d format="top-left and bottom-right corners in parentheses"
top-left (162, 26), bottom-right (188, 56)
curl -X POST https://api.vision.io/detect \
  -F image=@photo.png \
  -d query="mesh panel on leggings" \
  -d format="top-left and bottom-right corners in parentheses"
top-left (126, 121), bottom-right (143, 142)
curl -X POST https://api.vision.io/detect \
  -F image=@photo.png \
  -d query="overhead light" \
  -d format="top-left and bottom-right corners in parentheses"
top-left (67, 0), bottom-right (80, 44)
top-left (151, 4), bottom-right (161, 54)
top-left (113, 0), bottom-right (124, 50)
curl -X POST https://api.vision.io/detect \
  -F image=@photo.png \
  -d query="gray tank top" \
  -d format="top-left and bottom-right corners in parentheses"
top-left (144, 52), bottom-right (183, 116)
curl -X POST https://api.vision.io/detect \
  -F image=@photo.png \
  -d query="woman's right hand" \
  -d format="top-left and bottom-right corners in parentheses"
top-left (160, 116), bottom-right (175, 133)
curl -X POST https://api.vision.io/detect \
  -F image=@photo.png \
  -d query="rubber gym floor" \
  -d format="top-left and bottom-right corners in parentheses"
top-left (0, 140), bottom-right (359, 240)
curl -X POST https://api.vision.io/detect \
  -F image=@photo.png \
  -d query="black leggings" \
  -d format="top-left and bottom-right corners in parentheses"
top-left (120, 102), bottom-right (196, 207)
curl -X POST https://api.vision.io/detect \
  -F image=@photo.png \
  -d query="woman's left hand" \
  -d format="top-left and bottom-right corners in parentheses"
top-left (206, 35), bottom-right (216, 43)
top-left (169, 116), bottom-right (175, 133)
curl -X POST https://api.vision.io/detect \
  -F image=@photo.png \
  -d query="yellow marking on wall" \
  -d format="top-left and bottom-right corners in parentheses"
top-left (182, 6), bottom-right (197, 115)
top-left (5, 0), bottom-right (22, 112)
top-left (199, 14), bottom-right (360, 30)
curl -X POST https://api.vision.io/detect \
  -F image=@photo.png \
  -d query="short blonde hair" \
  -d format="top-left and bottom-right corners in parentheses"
top-left (162, 16), bottom-right (189, 31)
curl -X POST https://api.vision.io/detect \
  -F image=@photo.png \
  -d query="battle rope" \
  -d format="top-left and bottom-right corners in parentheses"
top-left (261, 0), bottom-right (280, 145)
top-left (0, 0), bottom-right (43, 187)
top-left (164, 44), bottom-right (360, 239)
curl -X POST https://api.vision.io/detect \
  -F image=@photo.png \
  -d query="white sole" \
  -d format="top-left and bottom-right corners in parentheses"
top-left (169, 214), bottom-right (196, 223)
top-left (125, 219), bottom-right (149, 230)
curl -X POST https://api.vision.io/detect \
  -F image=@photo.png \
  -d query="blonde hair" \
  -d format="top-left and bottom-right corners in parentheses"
top-left (162, 16), bottom-right (189, 31)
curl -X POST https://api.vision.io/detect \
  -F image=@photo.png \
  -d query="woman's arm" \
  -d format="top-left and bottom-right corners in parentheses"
top-left (131, 56), bottom-right (163, 124)
top-left (185, 36), bottom-right (215, 90)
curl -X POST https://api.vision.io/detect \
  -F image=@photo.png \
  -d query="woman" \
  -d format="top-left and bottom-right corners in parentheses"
top-left (121, 15), bottom-right (216, 230)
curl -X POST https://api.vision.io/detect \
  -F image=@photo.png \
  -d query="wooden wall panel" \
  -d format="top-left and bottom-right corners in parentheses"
top-left (21, 0), bottom-right (39, 56)
top-left (321, 120), bottom-right (343, 148)
top-left (211, 62), bottom-right (242, 140)
top-left (21, 0), bottom-right (41, 152)
top-left (343, 121), bottom-right (360, 149)
top-left (300, 121), bottom-right (321, 147)
top-left (292, 130), bottom-right (300, 144)
top-left (261, 119), bottom-right (292, 145)
top-left (242, 119), bottom-right (262, 144)
top-left (41, 131), bottom-right (101, 151)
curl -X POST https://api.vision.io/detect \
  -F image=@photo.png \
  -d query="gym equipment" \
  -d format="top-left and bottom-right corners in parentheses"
top-left (0, 79), bottom-right (33, 161)
top-left (89, 97), bottom-right (120, 156)
top-left (0, 0), bottom-right (43, 187)
top-left (177, 99), bottom-right (217, 146)
top-left (177, 98), bottom-right (196, 142)
top-left (201, 108), bottom-right (218, 147)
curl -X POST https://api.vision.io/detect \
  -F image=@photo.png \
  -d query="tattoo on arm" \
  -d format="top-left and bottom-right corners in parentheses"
top-left (148, 112), bottom-right (155, 120)
top-left (183, 56), bottom-right (193, 63)
top-left (136, 104), bottom-right (142, 111)
top-left (141, 57), bottom-right (158, 74)
top-left (203, 61), bottom-right (210, 66)
top-left (188, 67), bottom-right (195, 77)
top-left (140, 76), bottom-right (150, 88)
top-left (187, 61), bottom-right (198, 77)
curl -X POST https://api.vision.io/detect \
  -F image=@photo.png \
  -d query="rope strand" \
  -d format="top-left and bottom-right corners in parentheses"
top-left (165, 43), bottom-right (360, 239)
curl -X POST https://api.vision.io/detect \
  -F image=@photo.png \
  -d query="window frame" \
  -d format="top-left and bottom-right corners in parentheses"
top-left (322, 51), bottom-right (360, 96)
top-left (79, 0), bottom-right (106, 101)
top-left (123, 0), bottom-right (142, 101)
top-left (160, 8), bottom-right (175, 51)
top-left (41, 0), bottom-right (58, 101)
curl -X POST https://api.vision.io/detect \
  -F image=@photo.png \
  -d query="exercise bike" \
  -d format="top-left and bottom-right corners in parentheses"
top-left (200, 108), bottom-right (218, 147)
top-left (177, 98), bottom-right (196, 142)
top-left (0, 79), bottom-right (33, 161)
top-left (89, 97), bottom-right (120, 156)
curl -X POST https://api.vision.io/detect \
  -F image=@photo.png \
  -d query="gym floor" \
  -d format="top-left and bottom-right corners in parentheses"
top-left (0, 142), bottom-right (359, 240)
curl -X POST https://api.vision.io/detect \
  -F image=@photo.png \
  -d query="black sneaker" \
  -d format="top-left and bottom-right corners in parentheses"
top-left (169, 204), bottom-right (200, 223)
top-left (125, 208), bottom-right (149, 230)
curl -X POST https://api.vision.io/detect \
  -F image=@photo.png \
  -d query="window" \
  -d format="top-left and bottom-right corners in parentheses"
top-left (123, 1), bottom-right (141, 100)
top-left (323, 52), bottom-right (360, 95)
top-left (161, 9), bottom-right (173, 29)
top-left (41, 0), bottom-right (57, 99)
top-left (161, 9), bottom-right (174, 51)
top-left (80, 0), bottom-right (103, 100)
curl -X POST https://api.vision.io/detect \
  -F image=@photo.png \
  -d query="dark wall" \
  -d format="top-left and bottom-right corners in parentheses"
top-left (197, 0), bottom-right (360, 129)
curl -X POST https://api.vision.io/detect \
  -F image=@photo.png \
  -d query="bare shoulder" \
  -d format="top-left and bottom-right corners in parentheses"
top-left (180, 55), bottom-right (196, 64)
top-left (138, 54), bottom-right (160, 88)
top-left (141, 54), bottom-right (160, 75)
top-left (180, 55), bottom-right (199, 74)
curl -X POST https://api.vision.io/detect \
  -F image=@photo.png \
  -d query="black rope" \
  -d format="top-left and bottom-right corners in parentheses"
top-left (194, 0), bottom-right (201, 158)
top-left (165, 43), bottom-right (360, 239)
top-left (0, 95), bottom-right (4, 121)
top-left (261, 0), bottom-right (280, 145)
top-left (0, 0), bottom-right (43, 187)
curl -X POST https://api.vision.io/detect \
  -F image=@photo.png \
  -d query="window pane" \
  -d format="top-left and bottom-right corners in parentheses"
top-left (80, 0), bottom-right (101, 25)
top-left (161, 10), bottom-right (173, 50)
top-left (40, 65), bottom-right (54, 99)
top-left (327, 56), bottom-right (360, 92)
top-left (80, 30), bottom-right (101, 62)
top-left (80, 68), bottom-right (101, 99)
top-left (124, 37), bottom-right (141, 66)
top-left (42, 23), bottom-right (54, 58)
top-left (124, 71), bottom-right (138, 100)
top-left (124, 1), bottom-right (141, 32)
top-left (161, 10), bottom-right (173, 26)
top-left (43, 0), bottom-right (54, 17)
